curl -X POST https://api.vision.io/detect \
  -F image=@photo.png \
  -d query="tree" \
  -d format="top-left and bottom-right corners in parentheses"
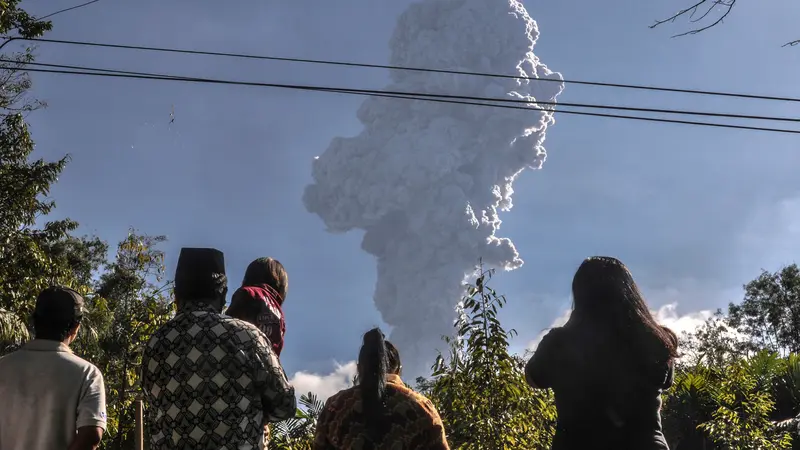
top-left (418, 262), bottom-right (556, 449)
top-left (651, 1), bottom-right (799, 47)
top-left (662, 364), bottom-right (720, 449)
top-left (0, 0), bottom-right (72, 351)
top-left (679, 310), bottom-right (749, 368)
top-left (662, 265), bottom-right (800, 450)
top-left (698, 353), bottom-right (792, 449)
top-left (728, 265), bottom-right (800, 356)
top-left (83, 230), bottom-right (173, 449)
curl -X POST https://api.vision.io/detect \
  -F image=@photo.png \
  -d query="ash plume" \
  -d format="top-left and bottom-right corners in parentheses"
top-left (303, 0), bottom-right (564, 377)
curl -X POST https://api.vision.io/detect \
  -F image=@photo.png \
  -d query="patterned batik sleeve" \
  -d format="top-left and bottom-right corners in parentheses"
top-left (141, 335), bottom-right (160, 437)
top-left (141, 335), bottom-right (156, 402)
top-left (420, 397), bottom-right (451, 450)
top-left (251, 331), bottom-right (297, 422)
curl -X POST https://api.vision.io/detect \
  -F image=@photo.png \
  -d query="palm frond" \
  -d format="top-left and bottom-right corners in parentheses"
top-left (0, 308), bottom-right (29, 345)
top-left (299, 392), bottom-right (325, 419)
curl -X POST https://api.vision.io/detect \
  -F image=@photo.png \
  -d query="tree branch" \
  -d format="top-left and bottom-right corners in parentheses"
top-left (651, 0), bottom-right (736, 38)
top-left (650, 0), bottom-right (709, 29)
top-left (653, 1), bottom-right (799, 47)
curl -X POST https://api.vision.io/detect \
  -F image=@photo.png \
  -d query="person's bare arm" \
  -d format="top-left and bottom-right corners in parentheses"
top-left (67, 426), bottom-right (103, 450)
top-left (74, 366), bottom-right (108, 449)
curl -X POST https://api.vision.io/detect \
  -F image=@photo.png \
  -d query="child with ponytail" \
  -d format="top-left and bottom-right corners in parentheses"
top-left (313, 328), bottom-right (449, 449)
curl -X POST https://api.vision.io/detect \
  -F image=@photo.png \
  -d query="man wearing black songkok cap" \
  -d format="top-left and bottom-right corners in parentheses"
top-left (142, 248), bottom-right (296, 450)
top-left (0, 286), bottom-right (107, 450)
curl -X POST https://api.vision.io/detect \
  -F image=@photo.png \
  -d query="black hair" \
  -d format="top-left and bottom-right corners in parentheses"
top-left (33, 313), bottom-right (81, 342)
top-left (32, 286), bottom-right (84, 342)
top-left (570, 256), bottom-right (679, 366)
top-left (173, 248), bottom-right (228, 312)
top-left (242, 257), bottom-right (288, 304)
top-left (357, 327), bottom-right (390, 436)
top-left (385, 340), bottom-right (401, 375)
top-left (174, 273), bottom-right (228, 312)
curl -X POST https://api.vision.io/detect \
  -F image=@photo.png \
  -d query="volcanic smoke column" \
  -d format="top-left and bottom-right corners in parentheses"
top-left (303, 0), bottom-right (564, 378)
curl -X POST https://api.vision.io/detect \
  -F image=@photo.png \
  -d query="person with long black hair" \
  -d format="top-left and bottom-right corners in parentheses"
top-left (525, 256), bottom-right (679, 450)
top-left (313, 328), bottom-right (449, 449)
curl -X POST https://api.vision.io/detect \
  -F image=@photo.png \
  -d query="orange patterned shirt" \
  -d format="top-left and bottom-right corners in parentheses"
top-left (313, 374), bottom-right (450, 450)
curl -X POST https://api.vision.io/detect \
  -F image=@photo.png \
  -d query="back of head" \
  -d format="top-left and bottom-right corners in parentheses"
top-left (570, 256), bottom-right (678, 366)
top-left (242, 257), bottom-right (288, 304)
top-left (33, 286), bottom-right (85, 342)
top-left (357, 328), bottom-right (390, 434)
top-left (174, 248), bottom-right (228, 312)
top-left (384, 340), bottom-right (402, 375)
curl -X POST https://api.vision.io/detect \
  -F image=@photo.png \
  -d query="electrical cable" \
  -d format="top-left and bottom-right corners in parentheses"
top-left (10, 61), bottom-right (800, 135)
top-left (5, 36), bottom-right (800, 104)
top-left (10, 58), bottom-right (800, 125)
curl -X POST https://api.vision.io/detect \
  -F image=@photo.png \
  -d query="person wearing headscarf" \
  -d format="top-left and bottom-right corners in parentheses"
top-left (525, 256), bottom-right (679, 450)
top-left (313, 328), bottom-right (450, 450)
top-left (226, 257), bottom-right (288, 357)
top-left (141, 248), bottom-right (296, 450)
top-left (225, 257), bottom-right (289, 447)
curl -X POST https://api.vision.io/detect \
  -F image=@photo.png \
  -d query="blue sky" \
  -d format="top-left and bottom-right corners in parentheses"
top-left (21, 0), bottom-right (800, 394)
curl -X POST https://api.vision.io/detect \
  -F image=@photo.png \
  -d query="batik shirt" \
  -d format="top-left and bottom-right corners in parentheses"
top-left (142, 303), bottom-right (297, 450)
top-left (313, 374), bottom-right (450, 450)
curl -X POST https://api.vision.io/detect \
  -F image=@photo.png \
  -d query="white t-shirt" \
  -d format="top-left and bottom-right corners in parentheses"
top-left (0, 339), bottom-right (107, 450)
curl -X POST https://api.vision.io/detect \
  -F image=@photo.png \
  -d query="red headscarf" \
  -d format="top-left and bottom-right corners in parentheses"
top-left (228, 284), bottom-right (286, 357)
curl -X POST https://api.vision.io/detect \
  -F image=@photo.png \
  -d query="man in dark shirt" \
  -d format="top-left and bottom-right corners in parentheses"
top-left (142, 248), bottom-right (296, 450)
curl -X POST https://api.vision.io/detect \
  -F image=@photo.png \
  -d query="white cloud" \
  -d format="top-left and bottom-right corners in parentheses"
top-left (653, 303), bottom-right (713, 337)
top-left (288, 361), bottom-right (357, 402)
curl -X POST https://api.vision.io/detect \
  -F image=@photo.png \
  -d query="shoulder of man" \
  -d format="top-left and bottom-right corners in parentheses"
top-left (70, 353), bottom-right (103, 374)
top-left (219, 315), bottom-right (272, 344)
top-left (56, 351), bottom-right (105, 385)
top-left (79, 359), bottom-right (106, 388)
top-left (143, 316), bottom-right (182, 348)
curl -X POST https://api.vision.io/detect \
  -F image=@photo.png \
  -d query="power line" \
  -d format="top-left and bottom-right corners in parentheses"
top-left (36, 0), bottom-right (101, 21)
top-left (5, 36), bottom-right (800, 104)
top-left (12, 61), bottom-right (800, 135)
top-left (13, 59), bottom-right (800, 125)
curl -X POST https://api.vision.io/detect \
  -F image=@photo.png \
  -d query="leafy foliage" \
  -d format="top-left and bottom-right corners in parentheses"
top-left (268, 392), bottom-right (326, 450)
top-left (729, 265), bottom-right (800, 356)
top-left (698, 354), bottom-right (792, 450)
top-left (263, 263), bottom-right (800, 450)
top-left (417, 262), bottom-right (556, 450)
top-left (76, 231), bottom-right (174, 449)
top-left (4, 2), bottom-right (800, 448)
